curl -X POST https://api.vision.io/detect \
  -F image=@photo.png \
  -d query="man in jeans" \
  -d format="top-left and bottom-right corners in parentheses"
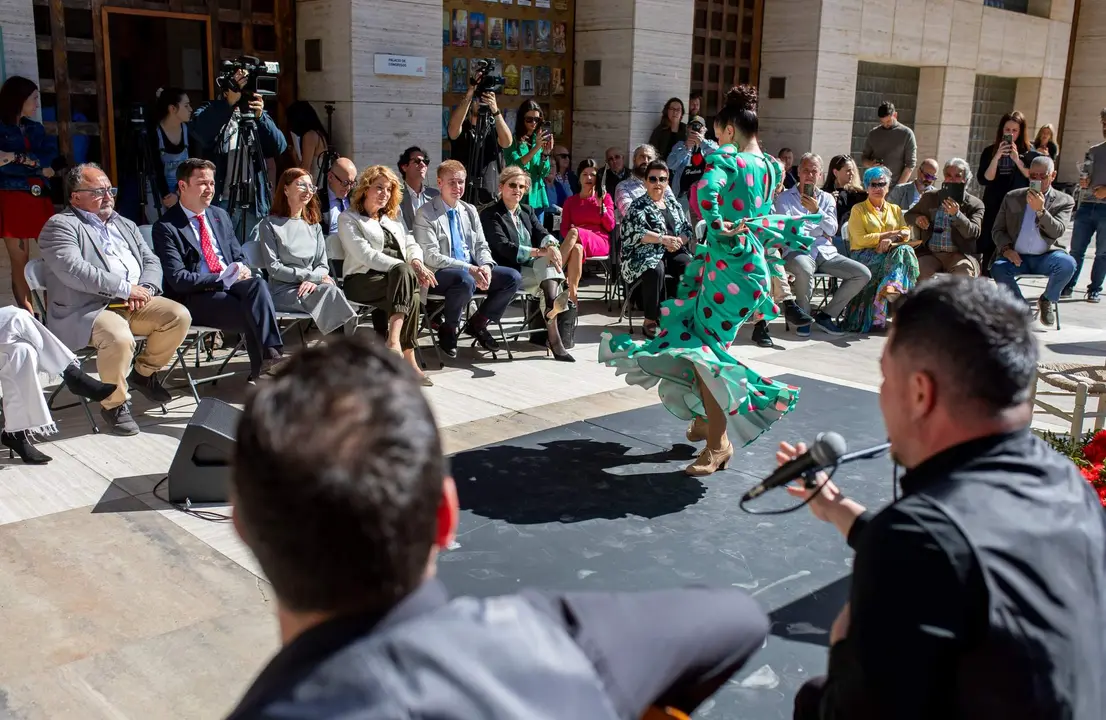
top-left (1064, 107), bottom-right (1106, 303)
top-left (990, 156), bottom-right (1076, 327)
top-left (776, 153), bottom-right (871, 337)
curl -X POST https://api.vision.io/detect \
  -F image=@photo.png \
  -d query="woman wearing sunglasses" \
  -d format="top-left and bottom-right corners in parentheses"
top-left (840, 165), bottom-right (919, 333)
top-left (600, 85), bottom-right (820, 476)
top-left (259, 168), bottom-right (357, 337)
top-left (504, 99), bottom-right (553, 224)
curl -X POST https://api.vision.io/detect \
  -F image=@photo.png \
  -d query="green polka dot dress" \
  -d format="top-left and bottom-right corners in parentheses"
top-left (600, 146), bottom-right (822, 446)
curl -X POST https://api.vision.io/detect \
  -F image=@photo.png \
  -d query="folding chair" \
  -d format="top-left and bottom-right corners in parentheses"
top-left (420, 291), bottom-right (515, 369)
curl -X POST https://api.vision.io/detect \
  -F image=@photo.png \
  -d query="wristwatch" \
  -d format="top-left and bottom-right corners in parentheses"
top-left (492, 109), bottom-right (502, 117)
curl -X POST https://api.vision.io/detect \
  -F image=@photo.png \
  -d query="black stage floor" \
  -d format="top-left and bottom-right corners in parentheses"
top-left (438, 375), bottom-right (896, 720)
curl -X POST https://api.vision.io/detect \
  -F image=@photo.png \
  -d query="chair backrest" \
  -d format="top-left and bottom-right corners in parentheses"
top-left (242, 240), bottom-right (266, 269)
top-left (694, 220), bottom-right (707, 244)
top-left (24, 259), bottom-right (49, 321)
top-left (138, 224), bottom-right (155, 250)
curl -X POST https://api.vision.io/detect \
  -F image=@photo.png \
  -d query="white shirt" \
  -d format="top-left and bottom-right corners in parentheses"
top-left (182, 205), bottom-right (227, 272)
top-left (75, 208), bottom-right (142, 298)
top-left (407, 184), bottom-right (431, 214)
top-left (772, 186), bottom-right (839, 260)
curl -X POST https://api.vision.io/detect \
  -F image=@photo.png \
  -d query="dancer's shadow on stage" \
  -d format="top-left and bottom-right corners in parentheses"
top-left (451, 438), bottom-right (705, 524)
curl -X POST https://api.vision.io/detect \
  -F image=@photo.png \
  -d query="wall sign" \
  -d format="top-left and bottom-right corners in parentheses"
top-left (374, 54), bottom-right (427, 77)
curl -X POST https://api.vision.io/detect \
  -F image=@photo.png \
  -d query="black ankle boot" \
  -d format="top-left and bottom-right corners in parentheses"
top-left (62, 365), bottom-right (116, 402)
top-left (1, 431), bottom-right (52, 464)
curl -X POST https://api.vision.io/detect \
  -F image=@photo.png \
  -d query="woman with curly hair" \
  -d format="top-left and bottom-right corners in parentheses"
top-left (600, 85), bottom-right (819, 476)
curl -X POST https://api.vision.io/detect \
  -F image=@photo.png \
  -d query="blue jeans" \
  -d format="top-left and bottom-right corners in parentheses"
top-left (433, 265), bottom-right (523, 330)
top-left (991, 250), bottom-right (1077, 303)
top-left (1066, 202), bottom-right (1106, 293)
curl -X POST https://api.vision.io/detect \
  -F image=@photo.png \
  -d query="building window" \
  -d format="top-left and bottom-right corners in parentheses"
top-left (967, 75), bottom-right (1018, 195)
top-left (851, 62), bottom-right (920, 159)
top-left (983, 0), bottom-right (1029, 13)
top-left (691, 0), bottom-right (763, 115)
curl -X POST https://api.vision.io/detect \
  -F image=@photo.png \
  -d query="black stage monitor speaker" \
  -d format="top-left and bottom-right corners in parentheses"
top-left (167, 398), bottom-right (242, 504)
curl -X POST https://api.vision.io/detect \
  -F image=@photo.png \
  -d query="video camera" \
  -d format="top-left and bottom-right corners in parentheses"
top-left (470, 58), bottom-right (505, 96)
top-left (215, 55), bottom-right (280, 115)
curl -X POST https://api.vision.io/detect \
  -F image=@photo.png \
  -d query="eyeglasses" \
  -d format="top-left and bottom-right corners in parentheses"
top-left (647, 176), bottom-right (669, 184)
top-left (868, 181), bottom-right (889, 189)
top-left (555, 153), bottom-right (570, 159)
top-left (920, 173), bottom-right (937, 182)
top-left (505, 181), bottom-right (528, 191)
top-left (524, 115), bottom-right (542, 124)
top-left (409, 157), bottom-right (429, 166)
top-left (294, 182), bottom-right (317, 194)
top-left (75, 187), bottom-right (118, 198)
top-left (329, 172), bottom-right (355, 189)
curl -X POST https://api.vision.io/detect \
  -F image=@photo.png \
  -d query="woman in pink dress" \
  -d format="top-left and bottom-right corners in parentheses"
top-left (561, 158), bottom-right (614, 303)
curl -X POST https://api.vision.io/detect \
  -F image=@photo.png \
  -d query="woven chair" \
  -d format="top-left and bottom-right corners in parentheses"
top-left (1030, 362), bottom-right (1106, 435)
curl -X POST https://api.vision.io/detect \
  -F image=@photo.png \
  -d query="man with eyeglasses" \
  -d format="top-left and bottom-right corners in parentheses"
top-left (990, 155), bottom-right (1076, 327)
top-left (153, 158), bottom-right (286, 382)
top-left (319, 157), bottom-right (357, 239)
top-left (38, 163), bottom-right (192, 435)
top-left (398, 147), bottom-right (440, 230)
top-left (603, 147), bottom-right (629, 197)
top-left (888, 158), bottom-right (938, 212)
top-left (905, 158), bottom-right (985, 281)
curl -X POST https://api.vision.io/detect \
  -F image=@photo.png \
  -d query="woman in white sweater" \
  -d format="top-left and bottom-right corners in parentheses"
top-left (338, 165), bottom-right (436, 385)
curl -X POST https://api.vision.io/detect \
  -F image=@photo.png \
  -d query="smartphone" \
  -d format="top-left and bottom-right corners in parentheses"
top-left (1029, 179), bottom-right (1043, 193)
top-left (802, 182), bottom-right (816, 198)
top-left (1003, 133), bottom-right (1013, 145)
top-left (540, 121), bottom-right (552, 135)
top-left (939, 182), bottom-right (966, 204)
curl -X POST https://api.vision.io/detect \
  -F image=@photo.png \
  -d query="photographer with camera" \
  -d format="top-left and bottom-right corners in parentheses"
top-left (191, 63), bottom-right (287, 242)
top-left (447, 59), bottom-right (512, 206)
top-left (666, 114), bottom-right (718, 226)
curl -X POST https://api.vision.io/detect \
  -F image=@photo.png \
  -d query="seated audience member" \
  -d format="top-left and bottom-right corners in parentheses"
top-left (841, 166), bottom-right (919, 333)
top-left (990, 155), bottom-right (1076, 327)
top-left (615, 144), bottom-right (678, 224)
top-left (561, 159), bottom-right (615, 277)
top-left (602, 146), bottom-right (630, 197)
top-left (338, 165), bottom-right (434, 385)
top-left (0, 306), bottom-right (115, 463)
top-left (620, 160), bottom-right (692, 339)
top-left (152, 158), bottom-right (285, 383)
top-left (398, 146), bottom-right (439, 231)
top-left (259, 168), bottom-right (356, 337)
top-left (480, 166), bottom-right (574, 362)
top-left (38, 163), bottom-right (191, 436)
top-left (226, 337), bottom-right (770, 720)
top-left (905, 158), bottom-right (985, 280)
top-left (822, 155), bottom-right (867, 245)
top-left (776, 153), bottom-right (871, 337)
top-left (786, 277), bottom-right (1106, 720)
top-left (319, 157), bottom-right (356, 240)
top-left (887, 157), bottom-right (938, 212)
top-left (413, 160), bottom-right (522, 357)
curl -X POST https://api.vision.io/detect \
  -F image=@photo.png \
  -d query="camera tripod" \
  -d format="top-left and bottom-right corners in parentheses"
top-left (219, 107), bottom-right (269, 245)
top-left (463, 103), bottom-right (497, 206)
top-left (313, 103), bottom-right (340, 193)
top-left (128, 112), bottom-right (162, 224)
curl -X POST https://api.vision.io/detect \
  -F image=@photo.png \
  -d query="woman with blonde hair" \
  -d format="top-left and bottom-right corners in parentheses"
top-left (260, 167), bottom-right (357, 337)
top-left (338, 165), bottom-right (435, 385)
top-left (1032, 123), bottom-right (1059, 166)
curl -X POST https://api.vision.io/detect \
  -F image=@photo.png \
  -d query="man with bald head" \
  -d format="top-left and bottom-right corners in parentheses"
top-left (38, 163), bottom-right (192, 435)
top-left (603, 146), bottom-right (629, 197)
top-left (320, 157), bottom-right (357, 239)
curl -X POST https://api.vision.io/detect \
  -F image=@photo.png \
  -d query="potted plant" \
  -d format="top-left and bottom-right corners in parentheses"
top-left (1042, 429), bottom-right (1106, 507)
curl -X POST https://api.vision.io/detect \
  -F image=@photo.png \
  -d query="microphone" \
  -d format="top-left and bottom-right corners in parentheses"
top-left (741, 432), bottom-right (848, 502)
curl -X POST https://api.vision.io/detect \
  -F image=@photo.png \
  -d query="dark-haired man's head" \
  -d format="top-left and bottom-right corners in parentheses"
top-left (688, 90), bottom-right (702, 117)
top-left (398, 146), bottom-right (430, 190)
top-left (232, 336), bottom-right (457, 642)
top-left (878, 102), bottom-right (897, 128)
top-left (879, 276), bottom-right (1036, 469)
top-left (632, 144), bottom-right (658, 179)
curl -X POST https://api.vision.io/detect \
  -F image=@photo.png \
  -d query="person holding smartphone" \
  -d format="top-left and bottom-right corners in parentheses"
top-left (504, 98), bottom-right (553, 224)
top-left (977, 111), bottom-right (1036, 274)
top-left (905, 158), bottom-right (986, 280)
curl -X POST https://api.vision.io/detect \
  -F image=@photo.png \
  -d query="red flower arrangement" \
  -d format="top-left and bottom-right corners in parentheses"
top-left (1044, 429), bottom-right (1106, 507)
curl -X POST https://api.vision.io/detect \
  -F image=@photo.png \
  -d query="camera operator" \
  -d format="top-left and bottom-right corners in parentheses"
top-left (190, 68), bottom-right (287, 240)
top-left (780, 276), bottom-right (1106, 720)
top-left (447, 64), bottom-right (512, 206)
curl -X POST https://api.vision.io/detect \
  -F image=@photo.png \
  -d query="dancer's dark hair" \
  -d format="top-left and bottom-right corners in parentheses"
top-left (714, 85), bottom-right (759, 139)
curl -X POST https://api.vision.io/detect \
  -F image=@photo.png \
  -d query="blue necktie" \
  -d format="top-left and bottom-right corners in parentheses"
top-left (448, 209), bottom-right (467, 262)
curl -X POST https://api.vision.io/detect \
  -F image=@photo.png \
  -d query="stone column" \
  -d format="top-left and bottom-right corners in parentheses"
top-left (572, 0), bottom-right (694, 162)
top-left (1058, 0), bottom-right (1106, 183)
top-left (0, 0), bottom-right (39, 83)
top-left (297, 0), bottom-right (442, 174)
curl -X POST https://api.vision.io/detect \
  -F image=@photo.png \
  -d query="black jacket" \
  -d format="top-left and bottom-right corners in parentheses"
top-left (480, 199), bottom-right (553, 271)
top-left (820, 430), bottom-right (1106, 720)
top-left (151, 203), bottom-right (246, 299)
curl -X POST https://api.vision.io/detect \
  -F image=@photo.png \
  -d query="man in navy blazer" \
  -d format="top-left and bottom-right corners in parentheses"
top-left (152, 158), bottom-right (284, 381)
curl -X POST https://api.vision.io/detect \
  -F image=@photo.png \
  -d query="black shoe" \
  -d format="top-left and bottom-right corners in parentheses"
top-left (101, 404), bottom-right (140, 436)
top-left (1060, 286), bottom-right (1074, 299)
top-left (259, 355), bottom-right (290, 379)
top-left (1089, 290), bottom-right (1102, 304)
top-left (546, 319), bottom-right (575, 362)
top-left (464, 321), bottom-right (500, 352)
top-left (438, 326), bottom-right (459, 358)
top-left (782, 300), bottom-right (814, 328)
top-left (751, 320), bottom-right (775, 348)
top-left (127, 369), bottom-right (172, 404)
top-left (62, 365), bottom-right (116, 402)
top-left (1, 431), bottom-right (52, 464)
top-left (1038, 296), bottom-right (1056, 327)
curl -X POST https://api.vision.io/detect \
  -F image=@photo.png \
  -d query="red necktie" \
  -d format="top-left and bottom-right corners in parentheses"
top-left (195, 214), bottom-right (224, 273)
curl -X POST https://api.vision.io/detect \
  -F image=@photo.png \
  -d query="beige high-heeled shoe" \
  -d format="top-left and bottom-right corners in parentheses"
top-left (546, 290), bottom-right (570, 320)
top-left (686, 416), bottom-right (708, 443)
top-left (685, 441), bottom-right (734, 476)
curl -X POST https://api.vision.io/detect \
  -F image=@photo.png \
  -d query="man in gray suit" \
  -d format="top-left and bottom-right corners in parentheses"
top-left (398, 146), bottom-right (440, 231)
top-left (413, 160), bottom-right (521, 357)
top-left (37, 164), bottom-right (191, 435)
top-left (990, 155), bottom-right (1077, 327)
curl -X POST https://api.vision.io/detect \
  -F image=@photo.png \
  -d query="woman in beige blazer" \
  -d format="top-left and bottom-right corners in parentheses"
top-left (338, 165), bottom-right (436, 385)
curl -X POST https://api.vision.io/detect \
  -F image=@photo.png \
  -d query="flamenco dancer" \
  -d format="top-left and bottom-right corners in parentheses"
top-left (600, 86), bottom-right (821, 476)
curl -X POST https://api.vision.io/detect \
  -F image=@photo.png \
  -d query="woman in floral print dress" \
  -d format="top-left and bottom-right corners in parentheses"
top-left (600, 86), bottom-right (821, 476)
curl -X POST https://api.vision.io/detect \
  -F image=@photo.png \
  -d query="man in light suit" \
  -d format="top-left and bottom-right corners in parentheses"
top-left (152, 158), bottom-right (284, 382)
top-left (413, 160), bottom-right (522, 357)
top-left (991, 155), bottom-right (1077, 327)
top-left (38, 163), bottom-right (191, 435)
top-left (398, 146), bottom-right (440, 231)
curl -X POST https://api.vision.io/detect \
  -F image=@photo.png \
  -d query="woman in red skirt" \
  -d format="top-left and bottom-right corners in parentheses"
top-left (0, 77), bottom-right (57, 313)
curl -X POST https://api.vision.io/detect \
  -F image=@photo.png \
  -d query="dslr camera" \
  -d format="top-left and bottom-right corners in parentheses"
top-left (688, 119), bottom-right (705, 134)
top-left (216, 55), bottom-right (280, 115)
top-left (470, 58), bottom-right (506, 96)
